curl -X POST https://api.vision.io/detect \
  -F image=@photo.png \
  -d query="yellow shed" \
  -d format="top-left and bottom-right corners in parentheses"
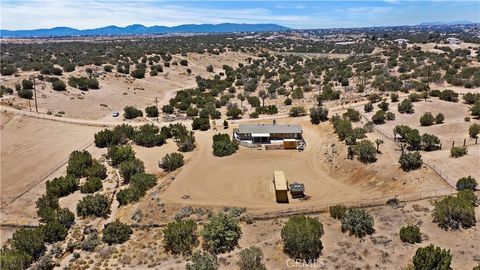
top-left (273, 171), bottom-right (288, 203)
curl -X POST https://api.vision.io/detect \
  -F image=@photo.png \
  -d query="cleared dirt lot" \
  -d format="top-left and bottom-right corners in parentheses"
top-left (359, 97), bottom-right (480, 186)
top-left (0, 51), bottom-right (250, 120)
top-left (0, 113), bottom-right (100, 206)
top-left (162, 117), bottom-right (451, 212)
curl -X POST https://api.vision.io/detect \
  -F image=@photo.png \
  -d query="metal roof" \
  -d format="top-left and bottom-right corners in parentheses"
top-left (238, 124), bottom-right (302, 134)
top-left (290, 183), bottom-right (305, 192)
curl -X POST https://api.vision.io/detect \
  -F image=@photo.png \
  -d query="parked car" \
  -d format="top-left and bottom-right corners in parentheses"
top-left (297, 143), bottom-right (305, 151)
top-left (112, 112), bottom-right (120, 117)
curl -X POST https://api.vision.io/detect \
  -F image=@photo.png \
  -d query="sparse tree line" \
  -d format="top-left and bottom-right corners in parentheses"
top-left (0, 149), bottom-right (135, 269)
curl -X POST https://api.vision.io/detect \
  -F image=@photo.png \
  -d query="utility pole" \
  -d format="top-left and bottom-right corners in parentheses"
top-left (155, 97), bottom-right (159, 122)
top-left (31, 75), bottom-right (39, 113)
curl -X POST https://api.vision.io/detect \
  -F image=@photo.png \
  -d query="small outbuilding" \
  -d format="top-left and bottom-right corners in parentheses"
top-left (273, 171), bottom-right (288, 203)
top-left (290, 183), bottom-right (305, 198)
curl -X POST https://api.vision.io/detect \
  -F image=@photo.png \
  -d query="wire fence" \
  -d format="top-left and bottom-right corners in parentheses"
top-left (251, 188), bottom-right (457, 220)
top-left (4, 140), bottom-right (94, 207)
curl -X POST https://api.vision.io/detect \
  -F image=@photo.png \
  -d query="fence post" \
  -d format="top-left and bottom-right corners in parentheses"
top-left (464, 139), bottom-right (466, 146)
top-left (451, 141), bottom-right (454, 149)
top-left (476, 138), bottom-right (478, 145)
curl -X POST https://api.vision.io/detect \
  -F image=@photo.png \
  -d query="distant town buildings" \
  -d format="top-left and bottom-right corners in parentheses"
top-left (394, 38), bottom-right (409, 45)
top-left (446, 37), bottom-right (462, 44)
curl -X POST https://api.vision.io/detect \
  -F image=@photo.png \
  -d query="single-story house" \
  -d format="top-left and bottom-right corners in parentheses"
top-left (233, 123), bottom-right (303, 147)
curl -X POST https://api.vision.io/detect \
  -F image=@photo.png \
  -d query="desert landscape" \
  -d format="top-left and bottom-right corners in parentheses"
top-left (1, 4), bottom-right (480, 269)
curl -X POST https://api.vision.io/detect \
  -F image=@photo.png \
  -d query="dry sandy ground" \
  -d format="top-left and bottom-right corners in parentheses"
top-left (65, 197), bottom-right (480, 270)
top-left (160, 116), bottom-right (451, 212)
top-left (0, 51), bottom-right (250, 120)
top-left (359, 97), bottom-right (480, 186)
top-left (0, 113), bottom-right (100, 206)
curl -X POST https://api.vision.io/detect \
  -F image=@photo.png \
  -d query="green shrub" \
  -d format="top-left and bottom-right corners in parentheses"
top-left (85, 160), bottom-right (107, 180)
top-left (52, 80), bottom-right (66, 91)
top-left (77, 194), bottom-right (111, 218)
top-left (162, 104), bottom-right (174, 114)
top-left (11, 227), bottom-right (45, 262)
top-left (21, 79), bottom-right (33, 89)
top-left (343, 108), bottom-right (362, 122)
top-left (471, 102), bottom-right (480, 118)
top-left (399, 151), bottom-right (423, 171)
top-left (371, 110), bottom-right (386, 124)
top-left (237, 246), bottom-right (266, 270)
top-left (432, 192), bottom-right (476, 229)
top-left (177, 132), bottom-right (196, 152)
top-left (364, 102), bottom-right (373, 113)
top-left (399, 225), bottom-right (422, 244)
top-left (102, 220), bottom-right (132, 245)
top-left (163, 220), bottom-right (199, 255)
top-left (0, 249), bottom-right (31, 269)
top-left (469, 123), bottom-right (480, 138)
top-left (186, 251), bottom-right (219, 270)
top-left (66, 150), bottom-right (93, 178)
top-left (354, 140), bottom-right (377, 163)
top-left (201, 213), bottom-right (242, 254)
top-left (419, 112), bottom-right (434, 126)
top-left (227, 107), bottom-right (243, 119)
top-left (329, 205), bottom-right (347, 220)
top-left (310, 106), bottom-right (329, 124)
top-left (119, 158), bottom-right (145, 182)
top-left (80, 177), bottom-right (103, 193)
top-left (281, 215), bottom-right (324, 261)
top-left (390, 93), bottom-right (399, 102)
top-left (386, 111), bottom-right (396, 121)
top-left (289, 106), bottom-right (306, 117)
top-left (133, 124), bottom-right (166, 147)
top-left (439, 89), bottom-right (458, 102)
top-left (398, 99), bottom-right (414, 114)
top-left (130, 173), bottom-right (157, 194)
top-left (341, 209), bottom-right (375, 237)
top-left (421, 133), bottom-right (441, 151)
top-left (212, 133), bottom-right (238, 157)
top-left (18, 89), bottom-right (33, 99)
top-left (107, 145), bottom-right (135, 166)
top-left (450, 146), bottom-right (467, 158)
top-left (435, 113), bottom-right (445, 124)
top-left (145, 106), bottom-right (159, 117)
top-left (160, 152), bottom-right (184, 172)
top-left (46, 175), bottom-right (79, 198)
top-left (123, 106), bottom-right (143, 119)
top-left (412, 244), bottom-right (451, 270)
top-left (378, 101), bottom-right (389, 111)
top-left (40, 221), bottom-right (68, 243)
top-left (192, 117), bottom-right (210, 131)
top-left (130, 68), bottom-right (146, 79)
top-left (456, 176), bottom-right (478, 191)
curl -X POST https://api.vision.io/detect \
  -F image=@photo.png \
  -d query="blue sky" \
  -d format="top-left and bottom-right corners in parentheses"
top-left (1, 1), bottom-right (479, 30)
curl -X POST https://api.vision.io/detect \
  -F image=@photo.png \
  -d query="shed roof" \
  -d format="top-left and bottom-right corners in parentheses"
top-left (290, 183), bottom-right (305, 192)
top-left (238, 124), bottom-right (302, 134)
top-left (273, 171), bottom-right (288, 191)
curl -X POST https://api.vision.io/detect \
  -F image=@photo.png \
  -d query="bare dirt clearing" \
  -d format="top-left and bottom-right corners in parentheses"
top-left (0, 51), bottom-right (250, 120)
top-left (161, 117), bottom-right (451, 212)
top-left (0, 113), bottom-right (100, 206)
top-left (359, 97), bottom-right (480, 186)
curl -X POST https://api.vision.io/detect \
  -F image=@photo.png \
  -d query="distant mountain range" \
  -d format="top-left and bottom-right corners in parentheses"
top-left (418, 21), bottom-right (475, 26)
top-left (0, 23), bottom-right (290, 38)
